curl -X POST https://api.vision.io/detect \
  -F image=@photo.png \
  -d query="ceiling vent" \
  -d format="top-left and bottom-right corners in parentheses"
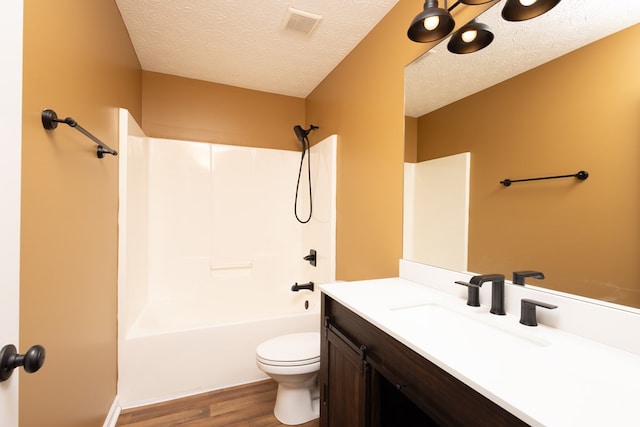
top-left (281, 7), bottom-right (322, 36)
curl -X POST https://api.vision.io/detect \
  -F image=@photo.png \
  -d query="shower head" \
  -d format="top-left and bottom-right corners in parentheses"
top-left (293, 124), bottom-right (319, 151)
top-left (293, 125), bottom-right (307, 145)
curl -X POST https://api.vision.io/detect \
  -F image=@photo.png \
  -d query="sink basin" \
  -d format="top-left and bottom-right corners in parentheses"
top-left (388, 303), bottom-right (550, 351)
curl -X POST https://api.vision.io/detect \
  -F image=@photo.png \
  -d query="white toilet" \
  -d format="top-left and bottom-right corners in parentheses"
top-left (256, 332), bottom-right (321, 425)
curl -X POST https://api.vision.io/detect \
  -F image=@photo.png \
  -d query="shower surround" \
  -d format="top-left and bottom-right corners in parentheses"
top-left (117, 110), bottom-right (336, 407)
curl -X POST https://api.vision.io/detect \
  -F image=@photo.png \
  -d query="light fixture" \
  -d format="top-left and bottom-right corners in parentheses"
top-left (459, 0), bottom-right (494, 4)
top-left (501, 0), bottom-right (562, 21)
top-left (407, 0), bottom-right (563, 55)
top-left (407, 0), bottom-right (455, 43)
top-left (447, 19), bottom-right (494, 54)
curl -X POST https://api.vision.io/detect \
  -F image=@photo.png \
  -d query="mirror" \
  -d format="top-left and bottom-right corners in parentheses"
top-left (404, 0), bottom-right (640, 309)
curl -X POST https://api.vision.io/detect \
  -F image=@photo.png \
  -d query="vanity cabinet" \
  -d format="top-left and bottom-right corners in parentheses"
top-left (320, 294), bottom-right (529, 427)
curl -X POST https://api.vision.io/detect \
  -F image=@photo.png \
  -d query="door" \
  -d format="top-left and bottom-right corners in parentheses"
top-left (0, 1), bottom-right (23, 426)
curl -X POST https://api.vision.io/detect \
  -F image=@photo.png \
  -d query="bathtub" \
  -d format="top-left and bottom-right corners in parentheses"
top-left (118, 287), bottom-right (321, 408)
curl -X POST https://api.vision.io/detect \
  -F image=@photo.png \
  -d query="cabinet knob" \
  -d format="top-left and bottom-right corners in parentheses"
top-left (395, 383), bottom-right (407, 390)
top-left (0, 344), bottom-right (46, 382)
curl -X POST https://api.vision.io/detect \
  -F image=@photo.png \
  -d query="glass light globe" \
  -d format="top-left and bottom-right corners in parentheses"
top-left (519, 0), bottom-right (538, 6)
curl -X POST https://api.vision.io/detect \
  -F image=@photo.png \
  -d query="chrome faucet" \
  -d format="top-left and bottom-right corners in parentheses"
top-left (470, 274), bottom-right (506, 315)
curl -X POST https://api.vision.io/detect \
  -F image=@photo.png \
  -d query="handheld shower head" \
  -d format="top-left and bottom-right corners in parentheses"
top-left (293, 124), bottom-right (319, 151)
top-left (293, 125), bottom-right (307, 145)
top-left (293, 124), bottom-right (319, 223)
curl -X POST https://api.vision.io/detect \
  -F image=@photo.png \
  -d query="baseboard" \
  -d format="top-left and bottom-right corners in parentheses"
top-left (103, 396), bottom-right (121, 427)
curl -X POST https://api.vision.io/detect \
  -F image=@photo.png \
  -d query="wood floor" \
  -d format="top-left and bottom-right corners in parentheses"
top-left (116, 379), bottom-right (320, 427)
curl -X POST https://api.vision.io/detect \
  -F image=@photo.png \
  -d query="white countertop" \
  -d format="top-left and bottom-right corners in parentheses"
top-left (321, 278), bottom-right (640, 427)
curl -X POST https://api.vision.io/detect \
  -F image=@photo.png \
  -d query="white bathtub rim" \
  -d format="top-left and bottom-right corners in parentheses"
top-left (126, 305), bottom-right (321, 339)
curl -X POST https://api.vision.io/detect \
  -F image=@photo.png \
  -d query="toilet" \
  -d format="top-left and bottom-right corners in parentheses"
top-left (256, 332), bottom-right (321, 425)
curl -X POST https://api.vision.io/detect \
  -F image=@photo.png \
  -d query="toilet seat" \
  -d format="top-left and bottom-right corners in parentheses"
top-left (256, 332), bottom-right (320, 367)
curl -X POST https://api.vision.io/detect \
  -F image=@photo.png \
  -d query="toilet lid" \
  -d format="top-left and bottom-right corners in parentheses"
top-left (256, 332), bottom-right (320, 366)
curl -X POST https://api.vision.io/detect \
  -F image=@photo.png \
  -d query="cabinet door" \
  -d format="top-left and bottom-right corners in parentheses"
top-left (321, 325), bottom-right (369, 427)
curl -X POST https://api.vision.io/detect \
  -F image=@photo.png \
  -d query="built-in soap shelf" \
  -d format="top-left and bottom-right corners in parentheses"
top-left (210, 262), bottom-right (253, 271)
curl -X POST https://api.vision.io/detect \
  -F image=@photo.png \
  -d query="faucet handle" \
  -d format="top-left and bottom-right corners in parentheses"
top-left (519, 299), bottom-right (557, 327)
top-left (303, 249), bottom-right (317, 266)
top-left (454, 281), bottom-right (481, 307)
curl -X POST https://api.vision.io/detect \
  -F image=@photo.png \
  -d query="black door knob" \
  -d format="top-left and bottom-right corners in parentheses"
top-left (0, 344), bottom-right (46, 382)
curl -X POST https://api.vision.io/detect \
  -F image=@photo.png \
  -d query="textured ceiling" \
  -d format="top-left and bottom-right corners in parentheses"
top-left (115, 0), bottom-right (399, 98)
top-left (115, 0), bottom-right (639, 111)
top-left (405, 0), bottom-right (640, 117)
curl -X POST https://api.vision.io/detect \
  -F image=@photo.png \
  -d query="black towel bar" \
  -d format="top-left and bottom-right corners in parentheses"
top-left (500, 170), bottom-right (588, 187)
top-left (41, 109), bottom-right (117, 159)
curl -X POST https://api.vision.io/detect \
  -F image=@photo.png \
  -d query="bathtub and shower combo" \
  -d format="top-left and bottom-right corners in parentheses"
top-left (117, 110), bottom-right (337, 408)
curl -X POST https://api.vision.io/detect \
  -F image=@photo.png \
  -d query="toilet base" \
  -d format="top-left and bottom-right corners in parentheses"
top-left (273, 381), bottom-right (320, 425)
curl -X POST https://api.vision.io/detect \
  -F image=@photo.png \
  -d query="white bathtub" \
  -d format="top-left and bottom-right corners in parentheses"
top-left (118, 288), bottom-right (321, 408)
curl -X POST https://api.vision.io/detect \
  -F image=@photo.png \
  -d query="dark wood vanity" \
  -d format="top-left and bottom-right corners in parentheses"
top-left (320, 294), bottom-right (530, 427)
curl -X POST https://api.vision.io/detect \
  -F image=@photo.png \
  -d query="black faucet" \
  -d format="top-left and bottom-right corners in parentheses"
top-left (470, 274), bottom-right (506, 315)
top-left (291, 281), bottom-right (314, 292)
top-left (512, 270), bottom-right (545, 286)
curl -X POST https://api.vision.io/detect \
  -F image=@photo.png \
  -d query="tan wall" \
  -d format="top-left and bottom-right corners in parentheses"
top-left (20, 0), bottom-right (141, 425)
top-left (416, 25), bottom-right (640, 307)
top-left (305, 1), bottom-right (494, 280)
top-left (404, 116), bottom-right (418, 163)
top-left (142, 71), bottom-right (305, 150)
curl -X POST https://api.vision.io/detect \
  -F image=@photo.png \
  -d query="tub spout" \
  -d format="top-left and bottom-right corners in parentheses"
top-left (291, 281), bottom-right (314, 292)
